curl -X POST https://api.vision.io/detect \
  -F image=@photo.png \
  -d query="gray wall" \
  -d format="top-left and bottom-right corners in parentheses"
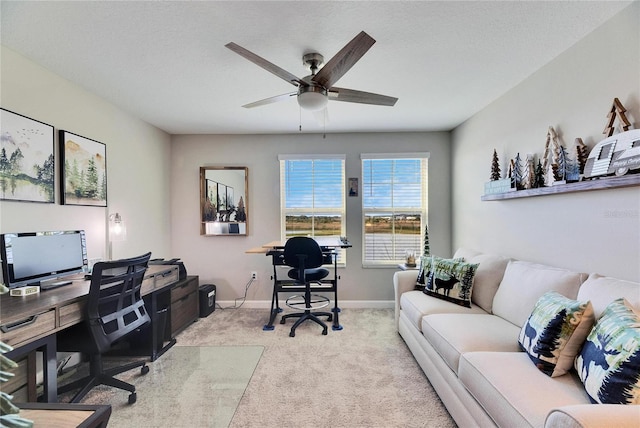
top-left (0, 46), bottom-right (172, 263)
top-left (170, 132), bottom-right (451, 304)
top-left (451, 2), bottom-right (640, 281)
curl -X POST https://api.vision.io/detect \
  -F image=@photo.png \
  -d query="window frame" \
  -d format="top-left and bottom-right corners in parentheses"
top-left (360, 153), bottom-right (429, 267)
top-left (279, 154), bottom-right (347, 264)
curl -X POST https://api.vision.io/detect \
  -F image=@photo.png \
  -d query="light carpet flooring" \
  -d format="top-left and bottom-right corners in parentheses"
top-left (68, 308), bottom-right (456, 428)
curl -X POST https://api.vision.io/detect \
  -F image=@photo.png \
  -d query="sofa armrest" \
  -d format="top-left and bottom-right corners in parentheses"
top-left (393, 270), bottom-right (419, 330)
top-left (545, 404), bottom-right (640, 428)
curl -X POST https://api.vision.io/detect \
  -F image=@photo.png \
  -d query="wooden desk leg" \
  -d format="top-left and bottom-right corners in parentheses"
top-left (42, 334), bottom-right (58, 403)
top-left (27, 351), bottom-right (37, 402)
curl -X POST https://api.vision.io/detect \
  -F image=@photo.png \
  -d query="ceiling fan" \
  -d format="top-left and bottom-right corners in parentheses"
top-left (225, 31), bottom-right (398, 112)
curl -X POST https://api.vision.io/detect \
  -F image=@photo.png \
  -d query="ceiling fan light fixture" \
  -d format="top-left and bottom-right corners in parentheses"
top-left (297, 85), bottom-right (328, 111)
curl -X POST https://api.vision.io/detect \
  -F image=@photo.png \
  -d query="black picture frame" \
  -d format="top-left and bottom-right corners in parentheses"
top-left (59, 130), bottom-right (107, 206)
top-left (0, 108), bottom-right (55, 203)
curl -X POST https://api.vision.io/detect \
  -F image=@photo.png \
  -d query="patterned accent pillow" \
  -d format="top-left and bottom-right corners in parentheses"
top-left (518, 291), bottom-right (594, 377)
top-left (415, 256), bottom-right (432, 290)
top-left (415, 256), bottom-right (463, 290)
top-left (422, 256), bottom-right (478, 308)
top-left (575, 298), bottom-right (640, 404)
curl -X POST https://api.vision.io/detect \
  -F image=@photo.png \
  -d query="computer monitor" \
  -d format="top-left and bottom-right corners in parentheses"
top-left (0, 230), bottom-right (88, 289)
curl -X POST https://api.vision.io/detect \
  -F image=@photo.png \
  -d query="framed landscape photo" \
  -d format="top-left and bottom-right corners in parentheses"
top-left (59, 130), bottom-right (107, 206)
top-left (0, 108), bottom-right (55, 203)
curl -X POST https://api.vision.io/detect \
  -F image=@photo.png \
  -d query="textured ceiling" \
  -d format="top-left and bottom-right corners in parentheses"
top-left (0, 1), bottom-right (633, 135)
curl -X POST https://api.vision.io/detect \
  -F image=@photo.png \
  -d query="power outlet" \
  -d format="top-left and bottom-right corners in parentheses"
top-left (251, 271), bottom-right (258, 280)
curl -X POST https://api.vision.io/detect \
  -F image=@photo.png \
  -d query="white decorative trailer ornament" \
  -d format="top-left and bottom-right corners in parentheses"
top-left (583, 129), bottom-right (640, 178)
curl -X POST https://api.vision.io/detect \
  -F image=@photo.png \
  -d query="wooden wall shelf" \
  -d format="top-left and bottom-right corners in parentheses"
top-left (481, 174), bottom-right (640, 201)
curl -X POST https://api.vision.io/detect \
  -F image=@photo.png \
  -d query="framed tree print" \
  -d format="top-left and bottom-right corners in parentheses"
top-left (0, 108), bottom-right (55, 203)
top-left (59, 130), bottom-right (107, 206)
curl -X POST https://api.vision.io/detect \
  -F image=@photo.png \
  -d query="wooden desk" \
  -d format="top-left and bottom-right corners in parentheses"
top-left (257, 238), bottom-right (352, 332)
top-left (0, 265), bottom-right (180, 403)
top-left (16, 402), bottom-right (111, 428)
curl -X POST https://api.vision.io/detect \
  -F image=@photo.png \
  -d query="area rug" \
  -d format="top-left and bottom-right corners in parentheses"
top-left (178, 308), bottom-right (456, 428)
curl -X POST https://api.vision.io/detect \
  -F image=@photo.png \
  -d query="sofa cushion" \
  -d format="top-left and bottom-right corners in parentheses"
top-left (577, 273), bottom-right (640, 318)
top-left (518, 291), bottom-right (594, 377)
top-left (575, 298), bottom-right (640, 404)
top-left (423, 256), bottom-right (478, 308)
top-left (399, 290), bottom-right (487, 332)
top-left (492, 260), bottom-right (586, 327)
top-left (421, 313), bottom-right (521, 374)
top-left (459, 352), bottom-right (591, 428)
top-left (454, 248), bottom-right (510, 313)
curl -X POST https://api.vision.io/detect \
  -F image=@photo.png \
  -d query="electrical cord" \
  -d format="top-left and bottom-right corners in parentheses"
top-left (215, 277), bottom-right (255, 310)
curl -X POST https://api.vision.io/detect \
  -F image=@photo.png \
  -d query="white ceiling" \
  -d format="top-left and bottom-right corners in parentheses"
top-left (1, 1), bottom-right (633, 135)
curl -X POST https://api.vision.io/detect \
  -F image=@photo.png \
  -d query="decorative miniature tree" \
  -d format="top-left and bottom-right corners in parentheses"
top-left (553, 145), bottom-right (569, 183)
top-left (490, 149), bottom-right (501, 181)
top-left (603, 97), bottom-right (631, 137)
top-left (521, 154), bottom-right (535, 189)
top-left (511, 153), bottom-right (524, 190)
top-left (533, 160), bottom-right (546, 188)
top-left (543, 126), bottom-right (560, 186)
top-left (565, 151), bottom-right (581, 182)
top-left (507, 159), bottom-right (514, 188)
top-left (574, 138), bottom-right (589, 174)
top-left (422, 223), bottom-right (430, 258)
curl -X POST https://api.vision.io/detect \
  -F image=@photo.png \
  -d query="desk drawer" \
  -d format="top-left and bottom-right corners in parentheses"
top-left (171, 291), bottom-right (198, 334)
top-left (171, 277), bottom-right (198, 302)
top-left (0, 309), bottom-right (56, 348)
top-left (155, 267), bottom-right (179, 288)
top-left (59, 301), bottom-right (86, 328)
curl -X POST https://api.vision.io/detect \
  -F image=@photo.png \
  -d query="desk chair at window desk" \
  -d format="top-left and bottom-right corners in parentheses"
top-left (277, 237), bottom-right (336, 337)
top-left (57, 252), bottom-right (152, 404)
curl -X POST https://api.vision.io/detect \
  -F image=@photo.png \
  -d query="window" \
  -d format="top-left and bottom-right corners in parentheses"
top-left (279, 155), bottom-right (346, 262)
top-left (361, 153), bottom-right (429, 266)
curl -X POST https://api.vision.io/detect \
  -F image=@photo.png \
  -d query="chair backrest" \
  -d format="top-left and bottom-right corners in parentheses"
top-left (86, 252), bottom-right (152, 353)
top-left (283, 237), bottom-right (324, 269)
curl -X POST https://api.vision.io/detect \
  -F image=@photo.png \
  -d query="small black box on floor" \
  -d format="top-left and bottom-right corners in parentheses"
top-left (199, 284), bottom-right (216, 317)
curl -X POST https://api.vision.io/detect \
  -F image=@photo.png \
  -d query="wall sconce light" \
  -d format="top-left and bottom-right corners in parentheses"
top-left (109, 213), bottom-right (127, 242)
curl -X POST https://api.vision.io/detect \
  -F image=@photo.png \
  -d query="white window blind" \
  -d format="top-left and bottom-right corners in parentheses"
top-left (361, 153), bottom-right (429, 266)
top-left (279, 155), bottom-right (346, 263)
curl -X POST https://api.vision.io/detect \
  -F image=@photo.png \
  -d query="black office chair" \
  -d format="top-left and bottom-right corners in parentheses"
top-left (279, 237), bottom-right (332, 337)
top-left (57, 252), bottom-right (152, 404)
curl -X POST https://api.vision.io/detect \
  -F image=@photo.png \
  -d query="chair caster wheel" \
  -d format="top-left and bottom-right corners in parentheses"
top-left (128, 392), bottom-right (137, 404)
top-left (280, 318), bottom-right (286, 324)
top-left (327, 315), bottom-right (333, 322)
top-left (322, 329), bottom-right (328, 335)
top-left (289, 331), bottom-right (295, 337)
top-left (141, 365), bottom-right (149, 375)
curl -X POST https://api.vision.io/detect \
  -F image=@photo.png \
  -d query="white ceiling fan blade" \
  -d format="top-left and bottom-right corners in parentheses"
top-left (242, 92), bottom-right (297, 108)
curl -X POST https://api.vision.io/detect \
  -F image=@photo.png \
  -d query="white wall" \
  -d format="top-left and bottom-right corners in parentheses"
top-left (452, 2), bottom-right (640, 281)
top-left (170, 132), bottom-right (451, 303)
top-left (0, 46), bottom-right (172, 263)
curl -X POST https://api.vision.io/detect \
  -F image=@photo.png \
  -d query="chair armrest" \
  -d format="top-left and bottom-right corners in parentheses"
top-left (545, 404), bottom-right (640, 428)
top-left (393, 270), bottom-right (419, 330)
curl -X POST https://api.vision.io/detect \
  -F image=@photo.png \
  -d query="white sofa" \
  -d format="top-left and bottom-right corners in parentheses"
top-left (393, 248), bottom-right (640, 428)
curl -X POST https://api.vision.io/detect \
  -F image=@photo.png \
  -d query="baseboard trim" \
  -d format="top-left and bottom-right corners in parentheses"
top-left (216, 300), bottom-right (394, 309)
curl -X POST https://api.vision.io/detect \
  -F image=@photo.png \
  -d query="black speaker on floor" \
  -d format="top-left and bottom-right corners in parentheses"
top-left (199, 284), bottom-right (216, 318)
